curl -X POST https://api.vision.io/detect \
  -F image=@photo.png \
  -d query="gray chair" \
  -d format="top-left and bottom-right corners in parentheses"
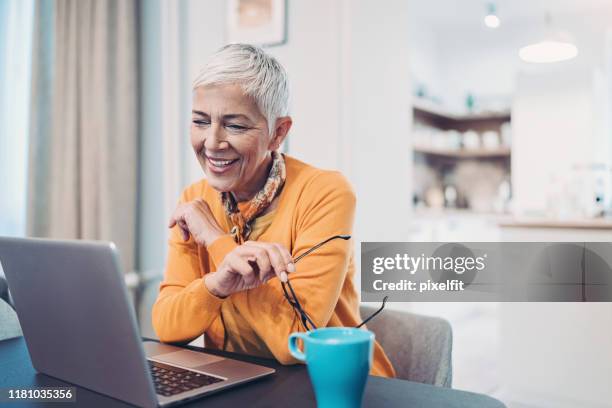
top-left (0, 277), bottom-right (21, 341)
top-left (361, 305), bottom-right (452, 387)
top-left (0, 275), bottom-right (10, 307)
top-left (137, 274), bottom-right (164, 340)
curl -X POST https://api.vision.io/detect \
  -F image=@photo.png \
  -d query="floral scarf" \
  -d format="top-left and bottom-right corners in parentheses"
top-left (221, 151), bottom-right (286, 243)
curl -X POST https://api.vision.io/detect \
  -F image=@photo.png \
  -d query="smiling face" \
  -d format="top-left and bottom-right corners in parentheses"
top-left (191, 84), bottom-right (291, 202)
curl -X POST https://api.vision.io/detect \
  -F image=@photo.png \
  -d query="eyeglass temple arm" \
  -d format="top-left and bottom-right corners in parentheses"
top-left (293, 235), bottom-right (351, 264)
top-left (285, 281), bottom-right (317, 330)
top-left (355, 296), bottom-right (388, 329)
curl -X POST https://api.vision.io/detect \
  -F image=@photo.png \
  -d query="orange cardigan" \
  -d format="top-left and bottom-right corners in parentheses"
top-left (152, 155), bottom-right (396, 377)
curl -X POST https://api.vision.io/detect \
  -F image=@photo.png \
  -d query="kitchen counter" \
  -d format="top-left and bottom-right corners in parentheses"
top-left (409, 208), bottom-right (612, 241)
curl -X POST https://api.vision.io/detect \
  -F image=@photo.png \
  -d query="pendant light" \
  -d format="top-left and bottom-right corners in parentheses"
top-left (484, 3), bottom-right (500, 29)
top-left (519, 13), bottom-right (578, 63)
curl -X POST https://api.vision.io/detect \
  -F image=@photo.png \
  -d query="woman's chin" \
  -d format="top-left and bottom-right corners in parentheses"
top-left (206, 177), bottom-right (234, 193)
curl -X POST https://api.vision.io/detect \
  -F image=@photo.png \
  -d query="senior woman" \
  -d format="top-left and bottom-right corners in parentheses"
top-left (152, 44), bottom-right (395, 377)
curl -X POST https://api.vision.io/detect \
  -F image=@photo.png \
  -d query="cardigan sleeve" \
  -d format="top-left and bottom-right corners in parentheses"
top-left (151, 189), bottom-right (229, 344)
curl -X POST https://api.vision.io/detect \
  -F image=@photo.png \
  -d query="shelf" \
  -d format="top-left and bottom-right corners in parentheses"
top-left (413, 145), bottom-right (511, 158)
top-left (498, 217), bottom-right (612, 230)
top-left (413, 99), bottom-right (511, 122)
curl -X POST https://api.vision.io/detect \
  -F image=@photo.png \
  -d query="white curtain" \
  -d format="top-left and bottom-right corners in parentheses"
top-left (27, 0), bottom-right (139, 272)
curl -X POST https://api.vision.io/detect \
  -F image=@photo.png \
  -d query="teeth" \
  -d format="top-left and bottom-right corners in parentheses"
top-left (209, 158), bottom-right (236, 167)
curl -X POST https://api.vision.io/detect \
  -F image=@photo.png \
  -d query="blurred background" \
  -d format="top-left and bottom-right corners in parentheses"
top-left (1, 1), bottom-right (612, 407)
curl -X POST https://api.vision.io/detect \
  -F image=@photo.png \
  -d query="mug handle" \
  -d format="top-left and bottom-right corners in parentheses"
top-left (288, 332), bottom-right (307, 361)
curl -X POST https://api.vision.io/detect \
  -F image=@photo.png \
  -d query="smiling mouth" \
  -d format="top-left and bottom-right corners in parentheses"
top-left (205, 155), bottom-right (240, 171)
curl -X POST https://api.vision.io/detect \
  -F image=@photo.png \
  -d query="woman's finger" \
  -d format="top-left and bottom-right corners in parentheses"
top-left (244, 241), bottom-right (294, 270)
top-left (263, 243), bottom-right (289, 282)
top-left (273, 243), bottom-right (295, 274)
top-left (177, 219), bottom-right (190, 241)
top-left (169, 204), bottom-right (190, 240)
top-left (229, 255), bottom-right (258, 287)
top-left (168, 203), bottom-right (186, 228)
top-left (244, 241), bottom-right (285, 281)
top-left (243, 242), bottom-right (275, 281)
top-left (251, 248), bottom-right (274, 283)
top-left (168, 208), bottom-right (189, 241)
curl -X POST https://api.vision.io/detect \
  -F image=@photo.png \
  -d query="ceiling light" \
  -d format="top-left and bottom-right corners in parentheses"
top-left (519, 40), bottom-right (578, 63)
top-left (519, 13), bottom-right (578, 63)
top-left (484, 3), bottom-right (500, 29)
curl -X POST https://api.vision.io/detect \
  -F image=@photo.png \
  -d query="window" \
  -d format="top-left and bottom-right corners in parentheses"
top-left (0, 0), bottom-right (34, 236)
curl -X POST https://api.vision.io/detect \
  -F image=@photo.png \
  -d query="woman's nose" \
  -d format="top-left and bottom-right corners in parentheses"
top-left (204, 124), bottom-right (228, 150)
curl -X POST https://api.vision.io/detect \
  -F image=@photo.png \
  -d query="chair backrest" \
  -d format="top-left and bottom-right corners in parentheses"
top-left (0, 298), bottom-right (21, 341)
top-left (0, 275), bottom-right (21, 341)
top-left (0, 274), bottom-right (10, 306)
top-left (137, 274), bottom-right (164, 339)
top-left (360, 305), bottom-right (452, 387)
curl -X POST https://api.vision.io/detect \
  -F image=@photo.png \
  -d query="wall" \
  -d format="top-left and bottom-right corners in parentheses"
top-left (512, 65), bottom-right (599, 215)
top-left (346, 0), bottom-right (413, 241)
top-left (183, 0), bottom-right (226, 185)
top-left (265, 1), bottom-right (345, 172)
top-left (406, 12), bottom-right (443, 103)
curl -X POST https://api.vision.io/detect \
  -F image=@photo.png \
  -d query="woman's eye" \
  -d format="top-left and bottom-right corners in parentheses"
top-left (226, 124), bottom-right (248, 131)
top-left (192, 120), bottom-right (210, 127)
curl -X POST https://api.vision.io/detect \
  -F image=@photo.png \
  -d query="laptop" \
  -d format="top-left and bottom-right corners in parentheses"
top-left (0, 236), bottom-right (275, 407)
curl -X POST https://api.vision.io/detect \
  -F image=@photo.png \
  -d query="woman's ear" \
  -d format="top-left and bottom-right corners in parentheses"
top-left (269, 116), bottom-right (292, 150)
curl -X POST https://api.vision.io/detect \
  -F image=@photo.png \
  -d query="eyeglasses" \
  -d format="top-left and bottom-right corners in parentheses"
top-left (281, 235), bottom-right (388, 332)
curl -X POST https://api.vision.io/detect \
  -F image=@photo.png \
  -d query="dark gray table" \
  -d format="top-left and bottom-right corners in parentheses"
top-left (0, 337), bottom-right (506, 407)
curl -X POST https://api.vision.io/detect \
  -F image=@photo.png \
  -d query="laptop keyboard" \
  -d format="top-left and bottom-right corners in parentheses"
top-left (148, 360), bottom-right (224, 397)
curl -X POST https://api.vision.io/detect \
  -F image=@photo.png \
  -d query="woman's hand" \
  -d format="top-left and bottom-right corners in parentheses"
top-left (205, 241), bottom-right (295, 298)
top-left (168, 198), bottom-right (225, 247)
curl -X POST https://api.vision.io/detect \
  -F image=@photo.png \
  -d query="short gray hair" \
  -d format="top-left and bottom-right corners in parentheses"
top-left (193, 44), bottom-right (289, 134)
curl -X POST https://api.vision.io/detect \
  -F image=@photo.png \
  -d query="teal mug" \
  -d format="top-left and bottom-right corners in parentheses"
top-left (288, 327), bottom-right (374, 408)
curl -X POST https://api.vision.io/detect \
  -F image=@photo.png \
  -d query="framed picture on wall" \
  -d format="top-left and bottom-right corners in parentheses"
top-left (226, 0), bottom-right (287, 47)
